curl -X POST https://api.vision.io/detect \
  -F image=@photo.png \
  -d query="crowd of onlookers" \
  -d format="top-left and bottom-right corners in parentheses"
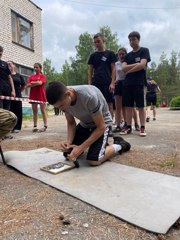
top-left (88, 31), bottom-right (161, 138)
top-left (0, 30), bottom-right (161, 142)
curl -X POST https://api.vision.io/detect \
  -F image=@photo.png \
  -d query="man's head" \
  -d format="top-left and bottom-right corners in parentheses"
top-left (128, 31), bottom-right (140, 50)
top-left (0, 46), bottom-right (3, 59)
top-left (46, 81), bottom-right (72, 110)
top-left (93, 33), bottom-right (105, 51)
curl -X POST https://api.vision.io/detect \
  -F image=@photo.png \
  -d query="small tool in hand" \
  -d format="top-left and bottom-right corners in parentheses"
top-left (63, 147), bottom-right (80, 168)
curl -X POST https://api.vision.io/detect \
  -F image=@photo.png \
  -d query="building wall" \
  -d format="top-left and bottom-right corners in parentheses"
top-left (0, 0), bottom-right (42, 68)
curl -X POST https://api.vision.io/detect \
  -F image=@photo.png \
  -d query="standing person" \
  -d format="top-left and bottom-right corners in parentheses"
top-left (0, 46), bottom-right (16, 110)
top-left (26, 63), bottom-right (48, 132)
top-left (46, 82), bottom-right (131, 166)
top-left (54, 107), bottom-right (59, 116)
top-left (146, 77), bottom-right (161, 122)
top-left (120, 31), bottom-right (151, 137)
top-left (8, 61), bottom-right (26, 133)
top-left (88, 33), bottom-right (116, 121)
top-left (113, 48), bottom-right (127, 132)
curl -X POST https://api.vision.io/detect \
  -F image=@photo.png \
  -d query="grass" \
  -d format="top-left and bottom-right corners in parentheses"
top-left (22, 108), bottom-right (54, 121)
top-left (160, 147), bottom-right (179, 168)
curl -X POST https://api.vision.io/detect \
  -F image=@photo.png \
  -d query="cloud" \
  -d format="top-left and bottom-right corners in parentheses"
top-left (33, 0), bottom-right (180, 70)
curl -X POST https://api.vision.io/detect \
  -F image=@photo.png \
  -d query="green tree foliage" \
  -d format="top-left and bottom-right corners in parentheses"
top-left (43, 58), bottom-right (64, 85)
top-left (43, 26), bottom-right (179, 104)
top-left (169, 96), bottom-right (180, 109)
top-left (148, 51), bottom-right (180, 104)
top-left (100, 26), bottom-right (120, 53)
top-left (61, 26), bottom-right (120, 85)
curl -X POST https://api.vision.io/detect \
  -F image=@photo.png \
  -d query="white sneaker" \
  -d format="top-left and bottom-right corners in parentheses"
top-left (139, 128), bottom-right (146, 137)
top-left (13, 130), bottom-right (20, 133)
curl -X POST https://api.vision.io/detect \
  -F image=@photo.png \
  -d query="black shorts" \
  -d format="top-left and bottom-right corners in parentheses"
top-left (0, 85), bottom-right (11, 110)
top-left (92, 82), bottom-right (113, 103)
top-left (122, 85), bottom-right (145, 108)
top-left (72, 124), bottom-right (110, 161)
top-left (146, 93), bottom-right (157, 106)
top-left (114, 81), bottom-right (123, 96)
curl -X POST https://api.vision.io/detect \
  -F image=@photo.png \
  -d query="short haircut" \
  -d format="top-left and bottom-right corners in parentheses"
top-left (128, 31), bottom-right (141, 40)
top-left (46, 81), bottom-right (67, 105)
top-left (0, 46), bottom-right (3, 52)
top-left (93, 33), bottom-right (105, 41)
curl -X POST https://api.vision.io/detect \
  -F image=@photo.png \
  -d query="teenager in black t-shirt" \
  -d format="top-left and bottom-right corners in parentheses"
top-left (120, 31), bottom-right (151, 137)
top-left (0, 46), bottom-right (16, 110)
top-left (146, 77), bottom-right (161, 122)
top-left (88, 33), bottom-right (116, 120)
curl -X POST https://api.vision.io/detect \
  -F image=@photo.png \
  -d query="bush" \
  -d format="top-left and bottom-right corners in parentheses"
top-left (169, 96), bottom-right (180, 110)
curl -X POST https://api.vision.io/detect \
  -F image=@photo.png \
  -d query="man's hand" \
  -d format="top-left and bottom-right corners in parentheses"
top-left (61, 142), bottom-right (70, 151)
top-left (67, 145), bottom-right (84, 161)
top-left (109, 82), bottom-right (115, 93)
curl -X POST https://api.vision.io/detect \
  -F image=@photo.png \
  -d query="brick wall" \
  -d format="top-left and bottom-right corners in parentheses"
top-left (0, 0), bottom-right (42, 68)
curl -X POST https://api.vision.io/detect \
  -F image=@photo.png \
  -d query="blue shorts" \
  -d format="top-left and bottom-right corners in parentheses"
top-left (72, 124), bottom-right (110, 161)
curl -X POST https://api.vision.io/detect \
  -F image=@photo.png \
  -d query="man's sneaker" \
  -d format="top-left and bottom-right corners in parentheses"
top-left (139, 128), bottom-right (146, 137)
top-left (121, 122), bottom-right (127, 130)
top-left (135, 124), bottom-right (140, 131)
top-left (113, 136), bottom-right (131, 154)
top-left (146, 116), bottom-right (150, 122)
top-left (120, 127), bottom-right (132, 135)
top-left (120, 120), bottom-right (124, 128)
top-left (153, 117), bottom-right (156, 121)
top-left (112, 126), bottom-right (121, 133)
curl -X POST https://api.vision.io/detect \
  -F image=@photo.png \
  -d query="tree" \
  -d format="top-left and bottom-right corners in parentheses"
top-left (61, 26), bottom-right (121, 85)
top-left (148, 51), bottom-right (180, 104)
top-left (100, 26), bottom-right (120, 53)
top-left (43, 58), bottom-right (63, 85)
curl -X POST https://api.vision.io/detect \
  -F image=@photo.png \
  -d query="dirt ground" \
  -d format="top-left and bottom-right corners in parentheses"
top-left (0, 108), bottom-right (180, 240)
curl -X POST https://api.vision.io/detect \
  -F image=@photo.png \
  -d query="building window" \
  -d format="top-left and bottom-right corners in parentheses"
top-left (11, 11), bottom-right (34, 50)
top-left (16, 65), bottom-right (34, 96)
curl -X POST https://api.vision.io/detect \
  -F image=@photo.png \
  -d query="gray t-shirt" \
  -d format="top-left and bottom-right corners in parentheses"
top-left (64, 85), bottom-right (112, 128)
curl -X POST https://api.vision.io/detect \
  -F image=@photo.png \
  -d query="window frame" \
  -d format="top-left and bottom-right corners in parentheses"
top-left (11, 10), bottom-right (34, 51)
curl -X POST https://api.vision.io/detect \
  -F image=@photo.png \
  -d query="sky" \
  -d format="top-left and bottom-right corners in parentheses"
top-left (33, 0), bottom-right (180, 71)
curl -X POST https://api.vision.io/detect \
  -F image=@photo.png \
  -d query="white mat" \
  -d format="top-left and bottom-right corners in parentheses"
top-left (2, 148), bottom-right (180, 234)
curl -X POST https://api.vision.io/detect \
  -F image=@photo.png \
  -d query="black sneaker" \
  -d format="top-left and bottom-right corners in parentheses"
top-left (112, 126), bottom-right (121, 133)
top-left (109, 128), bottom-right (114, 137)
top-left (120, 127), bottom-right (132, 135)
top-left (135, 124), bottom-right (140, 131)
top-left (146, 116), bottom-right (150, 122)
top-left (113, 137), bottom-right (131, 154)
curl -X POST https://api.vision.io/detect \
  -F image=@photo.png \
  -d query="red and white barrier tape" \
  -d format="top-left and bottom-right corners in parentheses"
top-left (0, 95), bottom-right (47, 104)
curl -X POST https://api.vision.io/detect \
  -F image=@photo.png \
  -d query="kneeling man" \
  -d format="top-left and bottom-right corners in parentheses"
top-left (46, 82), bottom-right (131, 166)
